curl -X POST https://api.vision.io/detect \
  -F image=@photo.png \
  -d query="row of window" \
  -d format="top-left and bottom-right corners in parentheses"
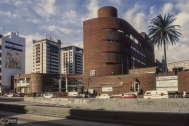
top-left (131, 46), bottom-right (146, 58)
top-left (131, 56), bottom-right (146, 66)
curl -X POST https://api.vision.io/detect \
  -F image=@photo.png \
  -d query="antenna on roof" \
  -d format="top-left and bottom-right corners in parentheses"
top-left (45, 33), bottom-right (47, 39)
top-left (3, 26), bottom-right (5, 34)
top-left (45, 33), bottom-right (55, 41)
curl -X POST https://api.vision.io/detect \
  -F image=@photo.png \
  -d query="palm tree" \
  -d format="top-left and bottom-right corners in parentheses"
top-left (148, 13), bottom-right (181, 75)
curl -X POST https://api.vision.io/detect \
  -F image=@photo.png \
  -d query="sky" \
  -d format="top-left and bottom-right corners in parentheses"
top-left (0, 0), bottom-right (189, 74)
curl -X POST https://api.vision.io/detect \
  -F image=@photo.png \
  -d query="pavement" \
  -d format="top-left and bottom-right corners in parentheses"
top-left (1, 97), bottom-right (189, 126)
top-left (0, 110), bottom-right (126, 126)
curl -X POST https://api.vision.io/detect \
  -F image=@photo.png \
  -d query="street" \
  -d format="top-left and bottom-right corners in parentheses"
top-left (0, 111), bottom-right (127, 126)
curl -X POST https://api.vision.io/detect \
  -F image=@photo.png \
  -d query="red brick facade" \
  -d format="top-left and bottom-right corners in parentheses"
top-left (83, 6), bottom-right (155, 77)
top-left (84, 69), bottom-right (189, 95)
top-left (13, 73), bottom-right (83, 93)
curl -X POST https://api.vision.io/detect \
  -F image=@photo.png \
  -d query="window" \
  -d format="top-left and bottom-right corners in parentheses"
top-left (146, 92), bottom-right (151, 95)
top-left (90, 70), bottom-right (96, 76)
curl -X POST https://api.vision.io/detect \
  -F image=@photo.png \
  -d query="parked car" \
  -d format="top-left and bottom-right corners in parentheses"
top-left (7, 94), bottom-right (14, 97)
top-left (3, 93), bottom-right (8, 97)
top-left (13, 93), bottom-right (20, 97)
top-left (144, 90), bottom-right (169, 99)
top-left (43, 93), bottom-right (56, 98)
top-left (118, 93), bottom-right (137, 98)
top-left (96, 94), bottom-right (110, 99)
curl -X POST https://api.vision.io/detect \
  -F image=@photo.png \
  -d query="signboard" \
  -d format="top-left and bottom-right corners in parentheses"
top-left (156, 76), bottom-right (178, 91)
top-left (88, 89), bottom-right (94, 94)
top-left (90, 70), bottom-right (96, 76)
top-left (5, 41), bottom-right (23, 70)
top-left (102, 87), bottom-right (112, 92)
top-left (91, 82), bottom-right (122, 88)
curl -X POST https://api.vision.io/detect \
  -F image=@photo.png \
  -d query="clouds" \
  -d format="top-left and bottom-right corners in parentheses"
top-left (0, 10), bottom-right (20, 19)
top-left (0, 0), bottom-right (189, 73)
top-left (123, 3), bottom-right (148, 32)
top-left (85, 0), bottom-right (99, 19)
top-left (33, 0), bottom-right (56, 18)
top-left (162, 3), bottom-right (174, 14)
top-left (40, 24), bottom-right (72, 34)
top-left (153, 0), bottom-right (189, 63)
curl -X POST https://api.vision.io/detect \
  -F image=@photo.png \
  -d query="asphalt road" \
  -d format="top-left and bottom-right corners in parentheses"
top-left (0, 111), bottom-right (128, 126)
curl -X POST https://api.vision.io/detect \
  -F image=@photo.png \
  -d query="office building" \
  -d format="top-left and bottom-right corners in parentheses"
top-left (32, 38), bottom-right (61, 74)
top-left (60, 46), bottom-right (83, 74)
top-left (0, 32), bottom-right (25, 91)
top-left (83, 6), bottom-right (155, 77)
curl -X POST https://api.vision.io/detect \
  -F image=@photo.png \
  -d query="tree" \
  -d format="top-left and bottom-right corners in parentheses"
top-left (148, 13), bottom-right (181, 75)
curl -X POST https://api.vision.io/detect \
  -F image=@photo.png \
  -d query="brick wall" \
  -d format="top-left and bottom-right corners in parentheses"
top-left (84, 70), bottom-right (189, 95)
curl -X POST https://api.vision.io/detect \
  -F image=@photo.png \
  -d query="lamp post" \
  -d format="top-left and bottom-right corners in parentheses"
top-left (167, 67), bottom-right (169, 73)
top-left (65, 74), bottom-right (68, 92)
top-left (18, 74), bottom-right (20, 93)
top-left (0, 85), bottom-right (2, 96)
top-left (174, 64), bottom-right (179, 75)
top-left (177, 64), bottom-right (179, 74)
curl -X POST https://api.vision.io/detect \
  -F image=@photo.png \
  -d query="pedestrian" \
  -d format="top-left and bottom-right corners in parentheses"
top-left (175, 91), bottom-right (179, 98)
top-left (183, 90), bottom-right (186, 98)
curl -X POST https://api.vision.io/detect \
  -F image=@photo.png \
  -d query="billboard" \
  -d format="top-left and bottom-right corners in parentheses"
top-left (102, 87), bottom-right (113, 92)
top-left (156, 76), bottom-right (178, 91)
top-left (4, 41), bottom-right (23, 70)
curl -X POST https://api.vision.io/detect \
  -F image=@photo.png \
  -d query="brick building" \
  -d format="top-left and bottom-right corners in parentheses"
top-left (12, 73), bottom-right (83, 94)
top-left (83, 6), bottom-right (155, 77)
top-left (84, 68), bottom-right (189, 95)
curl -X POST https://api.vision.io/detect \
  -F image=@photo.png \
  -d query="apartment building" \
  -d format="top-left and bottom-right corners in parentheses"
top-left (32, 38), bottom-right (61, 74)
top-left (60, 46), bottom-right (83, 74)
top-left (0, 32), bottom-right (25, 91)
top-left (167, 60), bottom-right (189, 72)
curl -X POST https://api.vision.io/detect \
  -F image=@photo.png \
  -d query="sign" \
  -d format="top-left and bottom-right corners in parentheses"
top-left (91, 82), bottom-right (122, 88)
top-left (102, 87), bottom-right (112, 92)
top-left (0, 118), bottom-right (17, 125)
top-left (88, 89), bottom-right (93, 94)
top-left (90, 70), bottom-right (96, 76)
top-left (156, 76), bottom-right (178, 91)
top-left (5, 41), bottom-right (23, 70)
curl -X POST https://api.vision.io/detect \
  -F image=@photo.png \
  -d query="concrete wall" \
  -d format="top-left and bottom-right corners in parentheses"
top-left (24, 97), bottom-right (189, 113)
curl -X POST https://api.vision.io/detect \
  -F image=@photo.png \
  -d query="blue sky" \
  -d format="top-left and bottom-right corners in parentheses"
top-left (0, 0), bottom-right (189, 73)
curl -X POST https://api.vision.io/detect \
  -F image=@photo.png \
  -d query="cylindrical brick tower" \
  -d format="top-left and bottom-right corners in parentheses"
top-left (98, 6), bottom-right (117, 17)
top-left (83, 6), bottom-right (154, 77)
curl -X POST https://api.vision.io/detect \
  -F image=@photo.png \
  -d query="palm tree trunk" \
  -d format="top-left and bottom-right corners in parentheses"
top-left (163, 40), bottom-right (168, 75)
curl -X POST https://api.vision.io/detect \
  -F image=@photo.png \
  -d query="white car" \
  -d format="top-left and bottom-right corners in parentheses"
top-left (96, 94), bottom-right (110, 99)
top-left (7, 94), bottom-right (13, 97)
top-left (43, 94), bottom-right (56, 98)
top-left (144, 90), bottom-right (169, 99)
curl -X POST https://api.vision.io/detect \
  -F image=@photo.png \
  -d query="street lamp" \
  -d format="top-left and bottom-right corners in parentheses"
top-left (177, 64), bottom-right (179, 74)
top-left (0, 84), bottom-right (2, 96)
top-left (174, 64), bottom-right (179, 75)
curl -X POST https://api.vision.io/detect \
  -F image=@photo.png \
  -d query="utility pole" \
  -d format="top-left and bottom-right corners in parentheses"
top-left (121, 58), bottom-right (123, 75)
top-left (65, 75), bottom-right (68, 92)
top-left (58, 79), bottom-right (61, 92)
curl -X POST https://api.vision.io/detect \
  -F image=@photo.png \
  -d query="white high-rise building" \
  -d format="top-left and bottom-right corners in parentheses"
top-left (60, 46), bottom-right (83, 74)
top-left (0, 32), bottom-right (25, 90)
top-left (32, 38), bottom-right (61, 74)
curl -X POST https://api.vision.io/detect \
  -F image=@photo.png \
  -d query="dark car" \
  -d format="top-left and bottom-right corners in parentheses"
top-left (13, 93), bottom-right (20, 97)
